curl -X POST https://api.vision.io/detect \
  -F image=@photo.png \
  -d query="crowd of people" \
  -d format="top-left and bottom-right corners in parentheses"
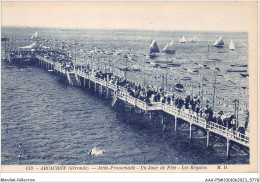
top-left (89, 69), bottom-right (240, 132)
top-left (8, 46), bottom-right (246, 135)
top-left (40, 52), bottom-right (244, 134)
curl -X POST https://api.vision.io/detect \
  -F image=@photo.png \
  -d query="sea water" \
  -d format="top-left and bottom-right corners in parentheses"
top-left (1, 27), bottom-right (249, 164)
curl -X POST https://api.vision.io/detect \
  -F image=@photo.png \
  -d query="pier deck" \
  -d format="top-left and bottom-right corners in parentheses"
top-left (34, 54), bottom-right (250, 157)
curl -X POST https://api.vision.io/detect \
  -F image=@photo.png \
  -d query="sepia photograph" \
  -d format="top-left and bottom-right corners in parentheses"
top-left (1, 1), bottom-right (258, 182)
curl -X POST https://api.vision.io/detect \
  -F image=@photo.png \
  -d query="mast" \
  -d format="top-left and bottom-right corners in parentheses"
top-left (75, 47), bottom-right (77, 68)
top-left (109, 54), bottom-right (111, 73)
top-left (201, 80), bottom-right (204, 109)
top-left (91, 53), bottom-right (93, 70)
top-left (143, 64), bottom-right (146, 86)
top-left (207, 44), bottom-right (209, 58)
top-left (165, 68), bottom-right (168, 92)
top-left (212, 73), bottom-right (217, 111)
top-left (124, 51), bottom-right (128, 79)
top-left (4, 39), bottom-right (7, 58)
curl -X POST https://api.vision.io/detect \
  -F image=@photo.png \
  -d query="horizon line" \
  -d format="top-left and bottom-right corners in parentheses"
top-left (1, 25), bottom-right (248, 34)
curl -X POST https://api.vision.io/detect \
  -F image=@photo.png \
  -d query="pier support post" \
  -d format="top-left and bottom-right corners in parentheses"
top-left (149, 112), bottom-right (152, 120)
top-left (189, 123), bottom-right (192, 138)
top-left (84, 78), bottom-right (86, 88)
top-left (95, 82), bottom-right (97, 92)
top-left (206, 130), bottom-right (210, 147)
top-left (101, 85), bottom-right (103, 95)
top-left (89, 80), bottom-right (91, 89)
top-left (174, 117), bottom-right (177, 131)
top-left (226, 138), bottom-right (230, 158)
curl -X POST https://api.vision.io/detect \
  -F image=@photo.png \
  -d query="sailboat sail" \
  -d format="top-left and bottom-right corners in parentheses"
top-left (150, 39), bottom-right (160, 53)
top-left (229, 40), bottom-right (235, 50)
top-left (162, 40), bottom-right (175, 53)
top-left (162, 43), bottom-right (169, 52)
top-left (31, 32), bottom-right (35, 39)
top-left (34, 31), bottom-right (38, 39)
top-left (213, 36), bottom-right (224, 47)
top-left (179, 35), bottom-right (186, 43)
top-left (190, 36), bottom-right (197, 43)
top-left (31, 31), bottom-right (39, 40)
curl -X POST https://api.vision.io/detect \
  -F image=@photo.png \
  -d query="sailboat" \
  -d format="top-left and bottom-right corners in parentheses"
top-left (179, 35), bottom-right (186, 43)
top-left (229, 40), bottom-right (235, 50)
top-left (31, 31), bottom-right (39, 40)
top-left (190, 36), bottom-right (197, 43)
top-left (205, 44), bottom-right (221, 62)
top-left (149, 39), bottom-right (160, 58)
top-left (213, 36), bottom-right (224, 47)
top-left (162, 40), bottom-right (175, 54)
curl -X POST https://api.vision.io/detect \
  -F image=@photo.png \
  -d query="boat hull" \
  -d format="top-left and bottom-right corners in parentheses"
top-left (227, 70), bottom-right (247, 72)
top-left (205, 58), bottom-right (221, 62)
top-left (163, 50), bottom-right (175, 54)
top-left (149, 53), bottom-right (159, 59)
top-left (240, 73), bottom-right (249, 77)
top-left (213, 45), bottom-right (224, 48)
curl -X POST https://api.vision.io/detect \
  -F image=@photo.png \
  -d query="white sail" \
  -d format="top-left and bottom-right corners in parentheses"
top-left (162, 43), bottom-right (169, 52)
top-left (179, 35), bottom-right (186, 43)
top-left (168, 40), bottom-right (174, 48)
top-left (31, 31), bottom-right (39, 40)
top-left (163, 40), bottom-right (175, 53)
top-left (150, 39), bottom-right (160, 53)
top-left (229, 40), bottom-right (235, 50)
top-left (214, 36), bottom-right (224, 47)
top-left (190, 36), bottom-right (197, 42)
top-left (34, 31), bottom-right (38, 39)
top-left (31, 32), bottom-right (35, 39)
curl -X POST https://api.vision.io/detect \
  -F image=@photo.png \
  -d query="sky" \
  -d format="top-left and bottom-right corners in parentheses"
top-left (1, 1), bottom-right (257, 32)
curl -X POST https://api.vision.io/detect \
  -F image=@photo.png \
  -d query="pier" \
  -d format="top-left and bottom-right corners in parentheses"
top-left (27, 53), bottom-right (250, 158)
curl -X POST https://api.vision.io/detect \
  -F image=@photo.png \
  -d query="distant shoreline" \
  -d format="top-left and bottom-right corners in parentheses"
top-left (1, 26), bottom-right (248, 34)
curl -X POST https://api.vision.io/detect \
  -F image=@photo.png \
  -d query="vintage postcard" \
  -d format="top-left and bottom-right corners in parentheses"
top-left (1, 1), bottom-right (258, 182)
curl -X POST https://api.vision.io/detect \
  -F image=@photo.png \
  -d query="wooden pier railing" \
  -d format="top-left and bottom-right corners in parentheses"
top-left (36, 55), bottom-right (250, 153)
top-left (162, 104), bottom-right (249, 147)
